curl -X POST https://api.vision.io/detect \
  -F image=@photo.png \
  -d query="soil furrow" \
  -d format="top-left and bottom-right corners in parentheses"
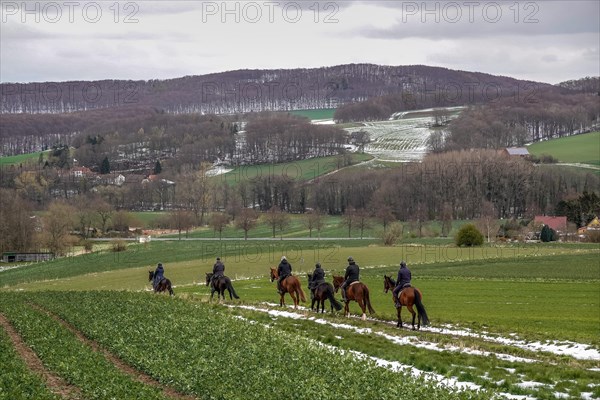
top-left (0, 312), bottom-right (83, 400)
top-left (30, 303), bottom-right (198, 400)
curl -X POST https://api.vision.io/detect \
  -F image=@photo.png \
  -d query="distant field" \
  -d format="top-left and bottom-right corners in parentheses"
top-left (0, 150), bottom-right (48, 166)
top-left (287, 108), bottom-right (336, 120)
top-left (216, 153), bottom-right (372, 186)
top-left (528, 131), bottom-right (600, 166)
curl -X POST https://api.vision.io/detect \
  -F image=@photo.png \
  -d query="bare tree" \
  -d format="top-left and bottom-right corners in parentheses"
top-left (341, 207), bottom-right (357, 238)
top-left (373, 204), bottom-right (395, 232)
top-left (355, 208), bottom-right (372, 239)
top-left (303, 210), bottom-right (325, 238)
top-left (0, 189), bottom-right (35, 254)
top-left (94, 198), bottom-right (114, 236)
top-left (209, 212), bottom-right (231, 240)
top-left (476, 201), bottom-right (500, 243)
top-left (43, 200), bottom-right (76, 256)
top-left (440, 202), bottom-right (453, 237)
top-left (169, 209), bottom-right (195, 240)
top-left (235, 208), bottom-right (259, 240)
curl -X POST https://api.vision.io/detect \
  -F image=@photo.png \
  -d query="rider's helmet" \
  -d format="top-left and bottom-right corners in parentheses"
top-left (216, 257), bottom-right (220, 261)
top-left (157, 263), bottom-right (163, 267)
top-left (347, 256), bottom-right (354, 262)
top-left (315, 262), bottom-right (321, 268)
top-left (400, 261), bottom-right (406, 268)
top-left (281, 256), bottom-right (287, 261)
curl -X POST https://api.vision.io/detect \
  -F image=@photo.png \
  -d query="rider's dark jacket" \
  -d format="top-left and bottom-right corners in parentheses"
top-left (154, 265), bottom-right (164, 288)
top-left (397, 265), bottom-right (411, 288)
top-left (309, 266), bottom-right (325, 289)
top-left (344, 262), bottom-right (360, 284)
top-left (277, 259), bottom-right (292, 278)
top-left (213, 260), bottom-right (225, 277)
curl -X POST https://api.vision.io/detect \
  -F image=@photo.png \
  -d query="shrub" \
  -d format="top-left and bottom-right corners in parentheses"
top-left (380, 222), bottom-right (403, 246)
top-left (111, 240), bottom-right (128, 252)
top-left (455, 224), bottom-right (484, 247)
top-left (540, 225), bottom-right (558, 242)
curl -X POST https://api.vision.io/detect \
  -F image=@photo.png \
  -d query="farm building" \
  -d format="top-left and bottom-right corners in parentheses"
top-left (577, 216), bottom-right (600, 235)
top-left (1, 252), bottom-right (54, 263)
top-left (503, 147), bottom-right (530, 157)
top-left (534, 216), bottom-right (567, 233)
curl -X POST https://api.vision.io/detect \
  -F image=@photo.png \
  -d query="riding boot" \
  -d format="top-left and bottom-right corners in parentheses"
top-left (310, 289), bottom-right (315, 300)
top-left (394, 299), bottom-right (401, 308)
top-left (341, 288), bottom-right (347, 302)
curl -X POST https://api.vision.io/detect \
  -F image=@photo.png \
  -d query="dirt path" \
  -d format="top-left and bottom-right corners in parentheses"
top-left (30, 304), bottom-right (198, 400)
top-left (0, 312), bottom-right (83, 400)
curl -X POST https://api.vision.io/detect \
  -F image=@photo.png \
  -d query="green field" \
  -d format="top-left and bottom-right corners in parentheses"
top-left (0, 150), bottom-right (48, 166)
top-left (215, 153), bottom-right (372, 186)
top-left (286, 108), bottom-right (337, 120)
top-left (1, 239), bottom-right (598, 399)
top-left (528, 131), bottom-right (600, 166)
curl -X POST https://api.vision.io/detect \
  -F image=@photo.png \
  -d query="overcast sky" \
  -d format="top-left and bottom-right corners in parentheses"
top-left (1, 1), bottom-right (598, 84)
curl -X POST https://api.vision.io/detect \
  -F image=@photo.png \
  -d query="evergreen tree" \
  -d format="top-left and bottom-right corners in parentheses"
top-left (153, 160), bottom-right (162, 175)
top-left (100, 157), bottom-right (110, 174)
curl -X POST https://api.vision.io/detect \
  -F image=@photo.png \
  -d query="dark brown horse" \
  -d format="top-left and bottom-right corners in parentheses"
top-left (270, 267), bottom-right (306, 309)
top-left (205, 273), bottom-right (239, 302)
top-left (148, 270), bottom-right (174, 296)
top-left (383, 275), bottom-right (429, 330)
top-left (332, 275), bottom-right (375, 320)
top-left (307, 273), bottom-right (342, 313)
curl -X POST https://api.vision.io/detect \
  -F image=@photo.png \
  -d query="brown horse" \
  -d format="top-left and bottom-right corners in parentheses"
top-left (307, 273), bottom-right (342, 313)
top-left (383, 275), bottom-right (429, 330)
top-left (270, 267), bottom-right (306, 309)
top-left (332, 275), bottom-right (375, 320)
top-left (205, 273), bottom-right (239, 302)
top-left (148, 270), bottom-right (174, 296)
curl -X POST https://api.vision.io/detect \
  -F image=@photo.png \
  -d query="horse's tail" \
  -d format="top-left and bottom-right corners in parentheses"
top-left (326, 286), bottom-right (342, 311)
top-left (298, 281), bottom-right (307, 303)
top-left (413, 288), bottom-right (429, 326)
top-left (167, 279), bottom-right (174, 296)
top-left (363, 285), bottom-right (376, 314)
top-left (226, 279), bottom-right (240, 299)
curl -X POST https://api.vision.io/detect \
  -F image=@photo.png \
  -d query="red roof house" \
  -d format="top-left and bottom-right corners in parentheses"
top-left (534, 216), bottom-right (567, 232)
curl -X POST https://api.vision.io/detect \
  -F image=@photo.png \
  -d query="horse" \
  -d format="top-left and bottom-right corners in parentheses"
top-left (307, 273), bottom-right (342, 313)
top-left (332, 275), bottom-right (375, 320)
top-left (148, 270), bottom-right (174, 296)
top-left (269, 267), bottom-right (306, 309)
top-left (383, 275), bottom-right (429, 330)
top-left (205, 272), bottom-right (240, 302)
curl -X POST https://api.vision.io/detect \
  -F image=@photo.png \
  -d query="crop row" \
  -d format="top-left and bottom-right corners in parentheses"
top-left (0, 321), bottom-right (59, 400)
top-left (0, 296), bottom-right (169, 400)
top-left (6, 291), bottom-right (489, 400)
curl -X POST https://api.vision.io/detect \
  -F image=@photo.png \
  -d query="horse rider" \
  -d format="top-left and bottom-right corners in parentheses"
top-left (393, 261), bottom-right (412, 308)
top-left (211, 257), bottom-right (225, 287)
top-left (153, 262), bottom-right (165, 289)
top-left (277, 256), bottom-right (292, 294)
top-left (341, 256), bottom-right (359, 302)
top-left (309, 262), bottom-right (326, 299)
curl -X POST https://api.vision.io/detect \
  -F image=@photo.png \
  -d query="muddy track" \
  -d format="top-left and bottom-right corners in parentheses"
top-left (0, 312), bottom-right (83, 400)
top-left (29, 303), bottom-right (198, 400)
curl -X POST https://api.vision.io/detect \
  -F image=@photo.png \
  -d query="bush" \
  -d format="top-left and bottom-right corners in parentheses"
top-left (455, 224), bottom-right (484, 247)
top-left (380, 222), bottom-right (403, 246)
top-left (540, 225), bottom-right (558, 242)
top-left (111, 240), bottom-right (128, 252)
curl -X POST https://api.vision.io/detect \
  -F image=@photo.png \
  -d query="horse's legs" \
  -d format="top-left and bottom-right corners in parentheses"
top-left (290, 290), bottom-right (298, 309)
top-left (397, 306), bottom-right (403, 328)
top-left (357, 298), bottom-right (367, 321)
top-left (407, 305), bottom-right (416, 330)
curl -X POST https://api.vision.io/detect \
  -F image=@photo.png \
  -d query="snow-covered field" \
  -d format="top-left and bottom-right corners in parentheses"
top-left (345, 117), bottom-right (436, 162)
top-left (227, 302), bottom-right (600, 400)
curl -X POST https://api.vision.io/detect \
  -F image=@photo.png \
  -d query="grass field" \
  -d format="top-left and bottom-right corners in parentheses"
top-left (0, 150), bottom-right (48, 166)
top-left (528, 131), bottom-right (600, 166)
top-left (215, 153), bottom-right (372, 186)
top-left (286, 108), bottom-right (337, 120)
top-left (1, 240), bottom-right (598, 399)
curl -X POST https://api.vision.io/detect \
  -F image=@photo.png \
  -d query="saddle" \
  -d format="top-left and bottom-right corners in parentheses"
top-left (398, 283), bottom-right (412, 295)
